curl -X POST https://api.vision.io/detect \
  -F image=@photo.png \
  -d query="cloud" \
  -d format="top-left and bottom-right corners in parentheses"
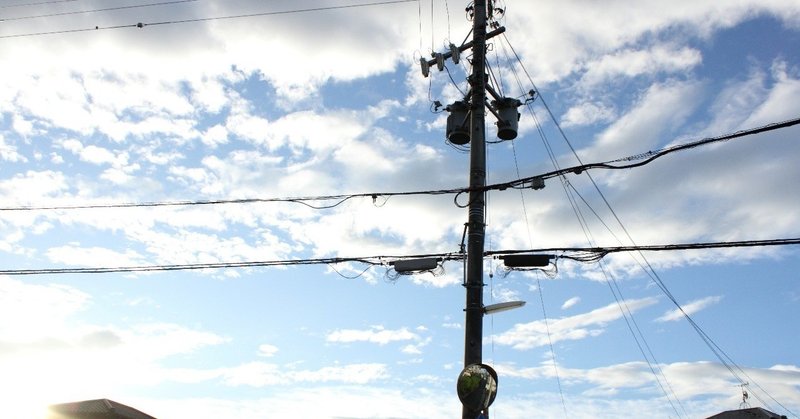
top-left (69, 361), bottom-right (800, 419)
top-left (579, 45), bottom-right (702, 87)
top-left (492, 297), bottom-right (658, 350)
top-left (401, 337), bottom-right (432, 355)
top-left (496, 359), bottom-right (800, 417)
top-left (222, 362), bottom-right (389, 387)
top-left (561, 296), bottom-right (581, 310)
top-left (581, 79), bottom-right (703, 163)
top-left (326, 326), bottom-right (419, 346)
top-left (142, 385), bottom-right (459, 419)
top-left (46, 244), bottom-right (146, 267)
top-left (504, 0), bottom-right (800, 83)
top-left (656, 295), bottom-right (723, 322)
top-left (0, 134), bottom-right (27, 162)
top-left (257, 344), bottom-right (278, 358)
top-left (0, 277), bottom-right (89, 341)
top-left (560, 102), bottom-right (616, 127)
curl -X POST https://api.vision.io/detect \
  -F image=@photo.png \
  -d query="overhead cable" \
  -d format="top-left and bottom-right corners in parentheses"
top-left (2, 116), bottom-right (797, 213)
top-left (0, 251), bottom-right (464, 276)
top-left (0, 188), bottom-right (464, 212)
top-left (0, 0), bottom-right (77, 8)
top-left (489, 238), bottom-right (800, 260)
top-left (0, 0), bottom-right (198, 22)
top-left (495, 116), bottom-right (800, 191)
top-left (2, 237), bottom-right (797, 277)
top-left (0, 0), bottom-right (418, 39)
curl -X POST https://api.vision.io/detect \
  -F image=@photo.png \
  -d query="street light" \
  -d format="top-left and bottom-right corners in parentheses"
top-left (484, 300), bottom-right (526, 315)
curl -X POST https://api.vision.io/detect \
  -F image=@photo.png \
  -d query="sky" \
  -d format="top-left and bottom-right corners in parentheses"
top-left (0, 0), bottom-right (799, 418)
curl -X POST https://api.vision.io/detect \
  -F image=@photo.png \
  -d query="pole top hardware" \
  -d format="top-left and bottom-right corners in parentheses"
top-left (419, 27), bottom-right (506, 78)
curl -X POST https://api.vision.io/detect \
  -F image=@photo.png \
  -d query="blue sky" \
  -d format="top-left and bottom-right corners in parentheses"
top-left (1, 0), bottom-right (799, 418)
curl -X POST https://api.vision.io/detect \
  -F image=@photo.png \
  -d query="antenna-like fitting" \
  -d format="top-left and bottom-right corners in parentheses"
top-left (739, 382), bottom-right (751, 409)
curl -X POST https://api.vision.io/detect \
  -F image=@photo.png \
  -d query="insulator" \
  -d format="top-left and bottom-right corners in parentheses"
top-left (450, 43), bottom-right (460, 64)
top-left (436, 53), bottom-right (445, 71)
top-left (420, 57), bottom-right (430, 78)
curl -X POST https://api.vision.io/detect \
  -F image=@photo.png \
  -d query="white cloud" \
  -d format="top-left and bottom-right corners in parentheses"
top-left (743, 60), bottom-right (800, 126)
top-left (656, 295), bottom-right (723, 322)
top-left (326, 326), bottom-right (419, 345)
top-left (0, 134), bottom-right (26, 162)
top-left (561, 296), bottom-right (581, 310)
top-left (80, 145), bottom-right (121, 165)
top-left (579, 46), bottom-right (702, 87)
top-left (505, 0), bottom-right (800, 83)
top-left (201, 124), bottom-right (229, 147)
top-left (561, 102), bottom-right (617, 127)
top-left (0, 276), bottom-right (89, 340)
top-left (493, 297), bottom-right (658, 350)
top-left (0, 281), bottom-right (228, 418)
top-left (46, 244), bottom-right (146, 267)
top-left (497, 359), bottom-right (800, 408)
top-left (222, 362), bottom-right (389, 387)
top-left (257, 344), bottom-right (279, 358)
top-left (142, 386), bottom-right (459, 419)
top-left (0, 170), bottom-right (69, 205)
top-left (581, 79), bottom-right (703, 163)
top-left (401, 337), bottom-right (432, 355)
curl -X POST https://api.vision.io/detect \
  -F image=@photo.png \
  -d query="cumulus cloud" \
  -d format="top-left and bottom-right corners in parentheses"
top-left (222, 362), bottom-right (389, 387)
top-left (326, 326), bottom-right (419, 346)
top-left (492, 297), bottom-right (658, 350)
top-left (561, 296), bottom-right (581, 310)
top-left (656, 295), bottom-right (723, 322)
top-left (257, 344), bottom-right (279, 358)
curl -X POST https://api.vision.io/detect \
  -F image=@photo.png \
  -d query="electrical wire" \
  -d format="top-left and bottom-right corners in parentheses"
top-left (535, 271), bottom-right (569, 418)
top-left (500, 38), bottom-right (684, 417)
top-left (0, 251), bottom-right (464, 276)
top-left (2, 237), bottom-right (796, 277)
top-left (489, 238), bottom-right (800, 260)
top-left (503, 32), bottom-right (791, 413)
top-left (0, 0), bottom-right (197, 22)
top-left (444, 0), bottom-right (451, 41)
top-left (497, 35), bottom-right (794, 414)
top-left (0, 0), bottom-right (418, 39)
top-left (493, 115), bottom-right (800, 191)
top-left (1, 116), bottom-right (795, 213)
top-left (0, 0), bottom-right (77, 8)
top-left (508, 114), bottom-right (569, 415)
top-left (0, 189), bottom-right (462, 212)
top-left (429, 0), bottom-right (434, 51)
top-left (495, 31), bottom-right (800, 416)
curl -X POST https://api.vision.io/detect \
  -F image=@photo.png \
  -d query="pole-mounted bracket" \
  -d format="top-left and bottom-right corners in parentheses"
top-left (419, 26), bottom-right (506, 78)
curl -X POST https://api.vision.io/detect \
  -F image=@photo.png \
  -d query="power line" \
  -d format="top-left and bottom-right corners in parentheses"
top-left (2, 117), bottom-right (796, 213)
top-left (491, 238), bottom-right (800, 261)
top-left (496, 33), bottom-right (797, 414)
top-left (0, 0), bottom-right (419, 39)
top-left (0, 0), bottom-right (198, 23)
top-left (495, 115), bottom-right (800, 191)
top-left (0, 251), bottom-right (463, 276)
top-left (498, 33), bottom-right (685, 416)
top-left (0, 187), bottom-right (463, 212)
top-left (0, 0), bottom-right (77, 9)
top-left (2, 237), bottom-right (797, 276)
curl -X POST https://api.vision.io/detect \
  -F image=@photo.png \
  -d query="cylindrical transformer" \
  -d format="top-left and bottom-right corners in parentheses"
top-left (446, 101), bottom-right (471, 145)
top-left (494, 97), bottom-right (521, 140)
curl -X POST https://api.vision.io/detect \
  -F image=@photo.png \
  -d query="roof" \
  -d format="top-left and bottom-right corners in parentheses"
top-left (48, 399), bottom-right (157, 419)
top-left (706, 407), bottom-right (788, 419)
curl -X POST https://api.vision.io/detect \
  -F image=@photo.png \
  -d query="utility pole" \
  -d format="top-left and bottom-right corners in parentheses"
top-left (463, 0), bottom-right (488, 418)
top-left (419, 2), bottom-right (524, 417)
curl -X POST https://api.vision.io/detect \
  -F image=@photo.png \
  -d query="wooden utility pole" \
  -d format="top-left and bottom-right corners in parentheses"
top-left (463, 1), bottom-right (488, 418)
top-left (419, 2), bottom-right (513, 417)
